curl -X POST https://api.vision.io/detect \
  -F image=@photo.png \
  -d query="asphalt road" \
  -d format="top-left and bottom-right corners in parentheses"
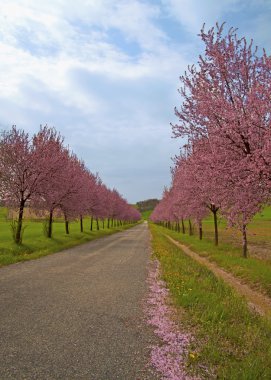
top-left (0, 223), bottom-right (160, 379)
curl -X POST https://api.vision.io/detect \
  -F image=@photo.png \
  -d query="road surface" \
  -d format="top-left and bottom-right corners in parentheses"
top-left (0, 223), bottom-right (160, 379)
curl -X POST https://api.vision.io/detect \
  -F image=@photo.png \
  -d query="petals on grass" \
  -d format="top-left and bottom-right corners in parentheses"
top-left (145, 259), bottom-right (198, 380)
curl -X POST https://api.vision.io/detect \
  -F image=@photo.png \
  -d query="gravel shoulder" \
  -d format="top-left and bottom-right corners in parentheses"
top-left (0, 223), bottom-right (159, 379)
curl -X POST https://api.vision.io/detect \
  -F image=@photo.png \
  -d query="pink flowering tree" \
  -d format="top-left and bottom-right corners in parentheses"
top-left (172, 23), bottom-right (271, 256)
top-left (97, 183), bottom-right (113, 229)
top-left (172, 155), bottom-right (209, 239)
top-left (0, 126), bottom-right (64, 244)
top-left (0, 124), bottom-right (140, 243)
top-left (78, 170), bottom-right (98, 232)
top-left (35, 150), bottom-right (87, 237)
top-left (57, 155), bottom-right (89, 235)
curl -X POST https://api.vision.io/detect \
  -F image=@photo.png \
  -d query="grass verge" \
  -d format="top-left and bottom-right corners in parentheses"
top-left (141, 210), bottom-right (153, 220)
top-left (150, 224), bottom-right (271, 379)
top-left (154, 223), bottom-right (271, 298)
top-left (0, 215), bottom-right (138, 267)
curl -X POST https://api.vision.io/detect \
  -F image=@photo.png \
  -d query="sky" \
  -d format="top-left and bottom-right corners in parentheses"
top-left (0, 0), bottom-right (270, 203)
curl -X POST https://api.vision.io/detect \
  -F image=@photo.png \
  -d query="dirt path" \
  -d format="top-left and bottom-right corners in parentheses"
top-left (165, 235), bottom-right (271, 319)
top-left (0, 224), bottom-right (160, 379)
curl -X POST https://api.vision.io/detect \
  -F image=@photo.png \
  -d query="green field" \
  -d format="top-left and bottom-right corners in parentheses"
top-left (201, 206), bottom-right (271, 258)
top-left (152, 207), bottom-right (271, 296)
top-left (140, 209), bottom-right (153, 220)
top-left (150, 224), bottom-right (271, 379)
top-left (0, 208), bottom-right (138, 267)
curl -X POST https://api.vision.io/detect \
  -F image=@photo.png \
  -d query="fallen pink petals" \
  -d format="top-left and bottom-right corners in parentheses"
top-left (146, 259), bottom-right (197, 380)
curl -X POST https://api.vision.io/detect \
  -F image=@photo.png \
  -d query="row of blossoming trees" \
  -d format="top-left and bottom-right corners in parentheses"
top-left (0, 126), bottom-right (141, 244)
top-left (150, 24), bottom-right (271, 258)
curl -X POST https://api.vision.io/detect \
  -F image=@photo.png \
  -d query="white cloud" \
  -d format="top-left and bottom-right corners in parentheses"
top-left (0, 0), bottom-right (269, 202)
top-left (162, 0), bottom-right (243, 35)
top-left (0, 0), bottom-right (189, 130)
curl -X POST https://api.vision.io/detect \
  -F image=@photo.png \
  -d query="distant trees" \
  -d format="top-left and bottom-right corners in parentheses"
top-left (151, 24), bottom-right (271, 258)
top-left (0, 125), bottom-right (140, 244)
top-left (136, 199), bottom-right (160, 213)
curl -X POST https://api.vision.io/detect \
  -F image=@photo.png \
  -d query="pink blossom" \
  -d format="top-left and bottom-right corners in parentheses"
top-left (145, 260), bottom-right (198, 380)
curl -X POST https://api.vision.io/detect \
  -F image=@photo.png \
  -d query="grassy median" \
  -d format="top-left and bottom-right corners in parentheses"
top-left (150, 223), bottom-right (271, 379)
top-left (154, 209), bottom-right (271, 298)
top-left (0, 208), bottom-right (138, 267)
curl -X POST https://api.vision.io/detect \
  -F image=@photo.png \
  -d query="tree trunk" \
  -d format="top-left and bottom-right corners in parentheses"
top-left (107, 218), bottom-right (110, 229)
top-left (199, 220), bottom-right (203, 240)
top-left (90, 216), bottom-right (93, 231)
top-left (181, 218), bottom-right (185, 234)
top-left (188, 219), bottom-right (193, 235)
top-left (15, 198), bottom-right (25, 244)
top-left (177, 221), bottom-right (180, 233)
top-left (96, 218), bottom-right (99, 231)
top-left (65, 215), bottom-right (69, 235)
top-left (48, 209), bottom-right (53, 238)
top-left (102, 219), bottom-right (105, 229)
top-left (65, 220), bottom-right (69, 234)
top-left (80, 215), bottom-right (83, 233)
top-left (211, 206), bottom-right (219, 246)
top-left (242, 223), bottom-right (248, 258)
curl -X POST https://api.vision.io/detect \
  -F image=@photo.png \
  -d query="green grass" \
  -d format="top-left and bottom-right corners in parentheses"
top-left (202, 206), bottom-right (271, 252)
top-left (153, 206), bottom-right (271, 298)
top-left (140, 210), bottom-right (153, 220)
top-left (158, 225), bottom-right (271, 297)
top-left (150, 224), bottom-right (271, 379)
top-left (0, 210), bottom-right (138, 267)
top-left (253, 206), bottom-right (271, 220)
